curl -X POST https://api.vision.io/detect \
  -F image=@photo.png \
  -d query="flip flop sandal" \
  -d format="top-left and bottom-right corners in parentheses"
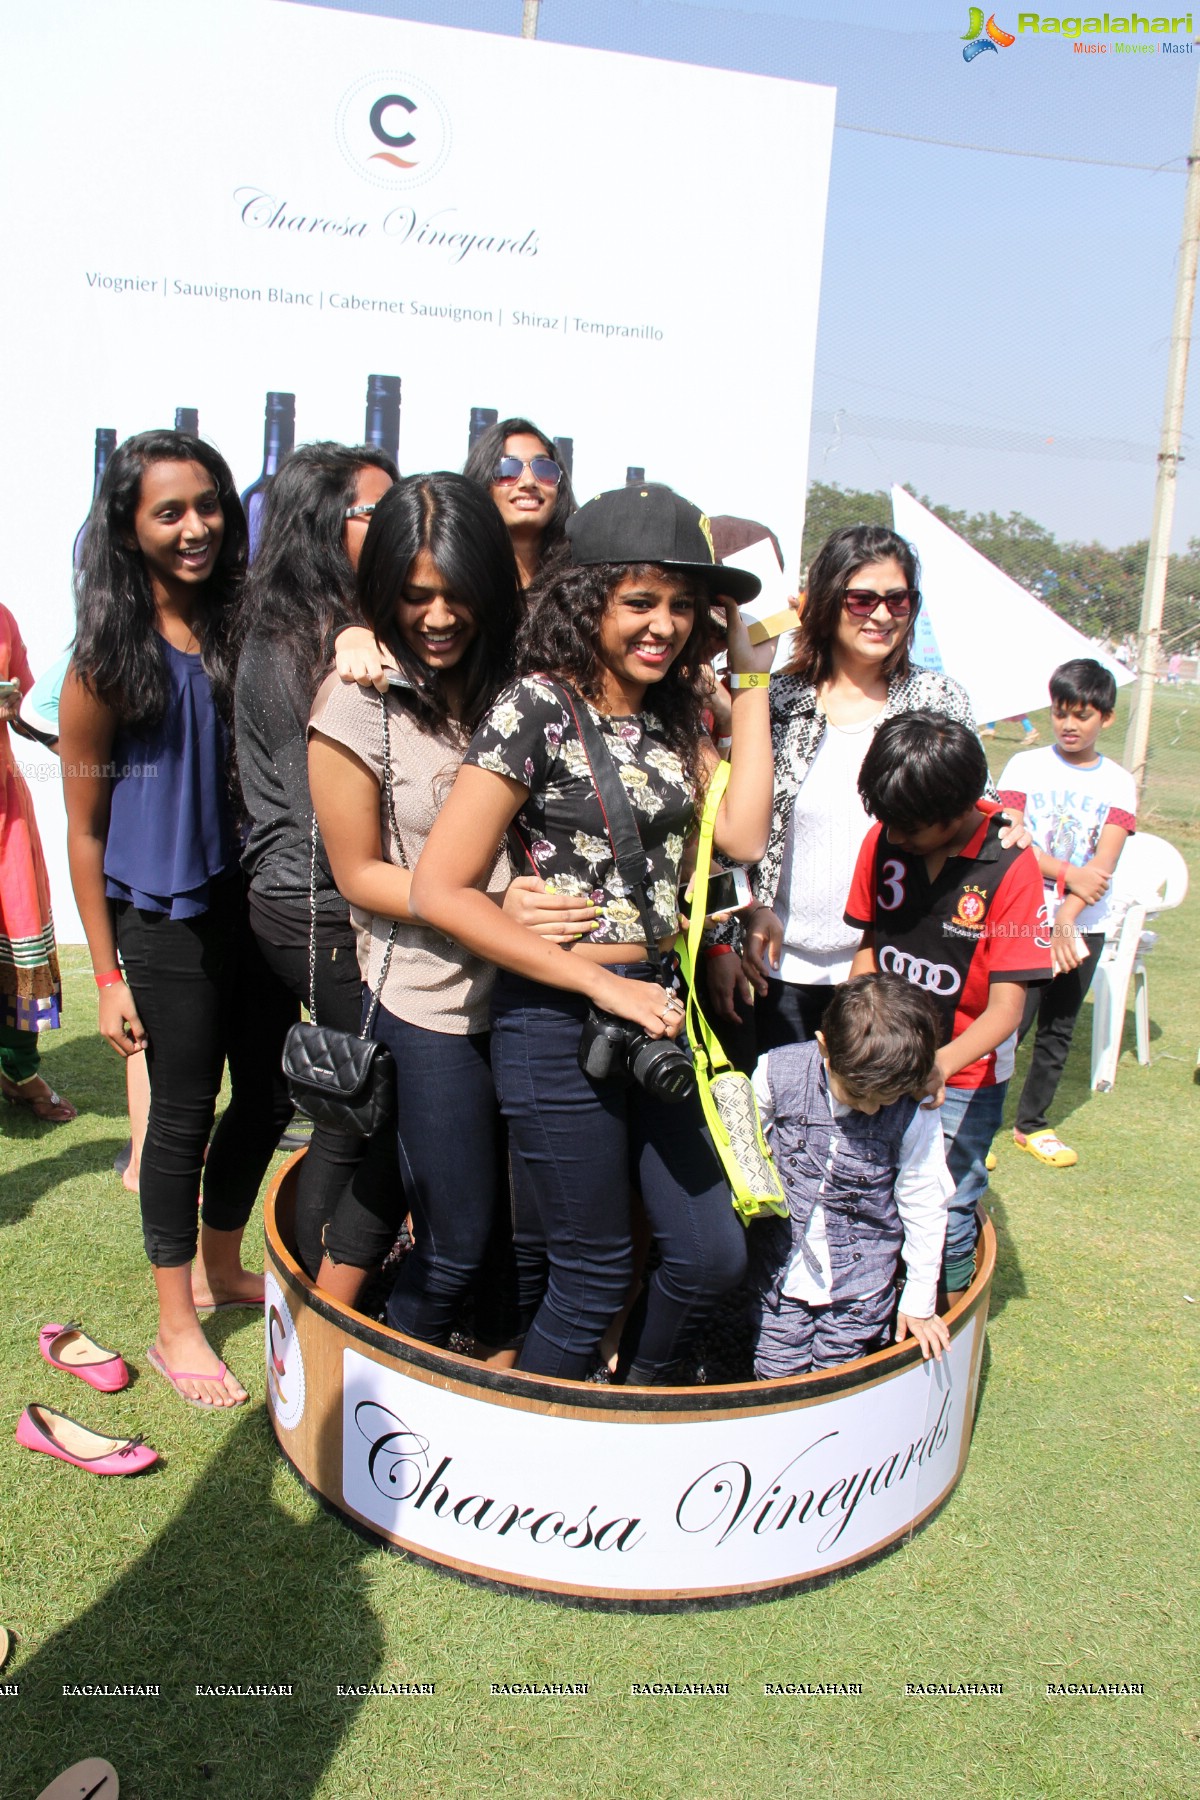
top-left (0, 1624), bottom-right (9, 1672)
top-left (192, 1292), bottom-right (265, 1316)
top-left (0, 1074), bottom-right (77, 1123)
top-left (39, 1323), bottom-right (130, 1392)
top-left (15, 1404), bottom-right (158, 1475)
top-left (1014, 1128), bottom-right (1078, 1168)
top-left (146, 1344), bottom-right (247, 1408)
top-left (35, 1758), bottom-right (119, 1800)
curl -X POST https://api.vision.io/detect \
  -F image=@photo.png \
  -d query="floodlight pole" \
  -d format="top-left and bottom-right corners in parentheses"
top-left (521, 1), bottom-right (541, 38)
top-left (1125, 53), bottom-right (1200, 793)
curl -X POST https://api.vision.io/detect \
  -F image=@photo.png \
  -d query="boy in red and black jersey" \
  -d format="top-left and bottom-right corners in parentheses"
top-left (846, 710), bottom-right (1051, 1301)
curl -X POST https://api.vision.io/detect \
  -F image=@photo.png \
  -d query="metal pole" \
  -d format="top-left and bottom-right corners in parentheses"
top-left (1124, 53), bottom-right (1200, 794)
top-left (521, 0), bottom-right (540, 38)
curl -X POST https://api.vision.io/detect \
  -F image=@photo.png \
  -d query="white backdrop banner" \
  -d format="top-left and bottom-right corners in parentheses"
top-left (2, 0), bottom-right (834, 940)
top-left (338, 1327), bottom-right (979, 1599)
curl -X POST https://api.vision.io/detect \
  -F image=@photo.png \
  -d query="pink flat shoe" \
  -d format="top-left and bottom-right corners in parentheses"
top-left (146, 1343), bottom-right (246, 1408)
top-left (15, 1404), bottom-right (158, 1475)
top-left (39, 1323), bottom-right (129, 1393)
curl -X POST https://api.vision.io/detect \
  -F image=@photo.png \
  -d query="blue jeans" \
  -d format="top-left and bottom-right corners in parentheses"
top-left (490, 968), bottom-right (748, 1383)
top-left (939, 1079), bottom-right (1007, 1292)
top-left (369, 1005), bottom-right (510, 1348)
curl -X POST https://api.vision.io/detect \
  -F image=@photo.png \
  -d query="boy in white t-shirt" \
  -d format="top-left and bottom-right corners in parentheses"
top-left (998, 659), bottom-right (1136, 1168)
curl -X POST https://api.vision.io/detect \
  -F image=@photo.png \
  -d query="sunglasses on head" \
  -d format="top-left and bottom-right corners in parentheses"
top-left (842, 586), bottom-right (919, 618)
top-left (492, 455), bottom-right (562, 487)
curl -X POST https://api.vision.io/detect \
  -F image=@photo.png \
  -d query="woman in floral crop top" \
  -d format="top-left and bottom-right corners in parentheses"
top-left (411, 483), bottom-right (783, 1385)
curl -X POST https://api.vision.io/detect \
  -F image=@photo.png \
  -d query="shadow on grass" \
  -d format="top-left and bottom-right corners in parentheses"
top-left (7, 1395), bottom-right (383, 1800)
top-left (0, 1135), bottom-right (133, 1231)
top-left (982, 1185), bottom-right (1025, 1325)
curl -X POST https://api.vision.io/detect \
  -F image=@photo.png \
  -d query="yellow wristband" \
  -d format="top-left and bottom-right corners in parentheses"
top-left (729, 671), bottom-right (770, 690)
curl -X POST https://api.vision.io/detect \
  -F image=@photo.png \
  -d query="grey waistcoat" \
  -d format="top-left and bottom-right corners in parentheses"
top-left (754, 1041), bottom-right (917, 1305)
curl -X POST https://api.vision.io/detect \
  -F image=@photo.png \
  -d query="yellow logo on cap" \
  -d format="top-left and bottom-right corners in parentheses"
top-left (698, 512), bottom-right (715, 563)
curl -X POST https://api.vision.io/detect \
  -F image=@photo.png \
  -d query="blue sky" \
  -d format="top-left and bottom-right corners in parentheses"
top-left (294, 0), bottom-right (1200, 550)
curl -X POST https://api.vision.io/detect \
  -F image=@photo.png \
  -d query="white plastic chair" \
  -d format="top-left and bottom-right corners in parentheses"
top-left (1090, 831), bottom-right (1189, 1091)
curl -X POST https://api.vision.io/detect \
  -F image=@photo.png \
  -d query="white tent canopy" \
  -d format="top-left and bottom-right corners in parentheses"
top-left (890, 486), bottom-right (1133, 725)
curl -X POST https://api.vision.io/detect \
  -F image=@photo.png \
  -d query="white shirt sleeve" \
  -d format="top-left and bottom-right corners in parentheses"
top-left (893, 1104), bottom-right (953, 1319)
top-left (751, 1057), bottom-right (775, 1132)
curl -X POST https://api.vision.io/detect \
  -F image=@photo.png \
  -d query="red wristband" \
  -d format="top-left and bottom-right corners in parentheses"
top-left (94, 968), bottom-right (124, 989)
top-left (1054, 863), bottom-right (1068, 900)
top-left (702, 944), bottom-right (736, 960)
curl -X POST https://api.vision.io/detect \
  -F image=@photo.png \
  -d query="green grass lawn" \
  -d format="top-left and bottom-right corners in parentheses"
top-left (2, 687), bottom-right (1198, 1799)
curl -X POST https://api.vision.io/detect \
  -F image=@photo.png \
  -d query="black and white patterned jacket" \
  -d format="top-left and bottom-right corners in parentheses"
top-left (714, 663), bottom-right (993, 949)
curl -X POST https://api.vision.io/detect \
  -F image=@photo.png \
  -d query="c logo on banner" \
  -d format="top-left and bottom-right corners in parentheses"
top-left (879, 944), bottom-right (961, 996)
top-left (264, 1272), bottom-right (305, 1431)
top-left (335, 72), bottom-right (452, 191)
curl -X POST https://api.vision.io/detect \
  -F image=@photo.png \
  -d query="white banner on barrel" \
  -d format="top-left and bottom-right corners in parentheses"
top-left (3, 0), bottom-right (834, 940)
top-left (339, 1321), bottom-right (981, 1598)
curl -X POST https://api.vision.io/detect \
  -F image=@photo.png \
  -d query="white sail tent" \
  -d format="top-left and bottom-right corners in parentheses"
top-left (890, 486), bottom-right (1133, 725)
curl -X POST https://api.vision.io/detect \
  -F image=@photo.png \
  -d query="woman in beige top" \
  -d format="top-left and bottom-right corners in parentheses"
top-left (308, 472), bottom-right (591, 1346)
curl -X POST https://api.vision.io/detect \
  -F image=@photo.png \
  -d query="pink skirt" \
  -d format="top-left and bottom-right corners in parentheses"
top-left (0, 736), bottom-right (62, 1032)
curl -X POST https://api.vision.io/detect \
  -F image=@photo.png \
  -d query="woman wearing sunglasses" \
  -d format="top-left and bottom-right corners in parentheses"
top-left (708, 523), bottom-right (1001, 1053)
top-left (462, 416), bottom-right (576, 592)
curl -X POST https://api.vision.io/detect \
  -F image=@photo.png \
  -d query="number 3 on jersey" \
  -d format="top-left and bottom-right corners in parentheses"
top-left (877, 858), bottom-right (906, 911)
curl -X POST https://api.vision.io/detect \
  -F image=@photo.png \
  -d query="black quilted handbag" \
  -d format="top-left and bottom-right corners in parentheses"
top-left (281, 692), bottom-right (401, 1139)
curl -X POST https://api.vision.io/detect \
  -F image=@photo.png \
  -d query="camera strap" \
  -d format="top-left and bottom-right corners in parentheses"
top-left (548, 681), bottom-right (672, 984)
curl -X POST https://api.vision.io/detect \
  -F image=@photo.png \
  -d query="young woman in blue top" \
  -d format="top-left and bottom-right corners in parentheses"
top-left (60, 430), bottom-right (294, 1408)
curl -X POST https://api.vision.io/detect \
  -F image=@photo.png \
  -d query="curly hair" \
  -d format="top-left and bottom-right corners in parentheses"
top-left (516, 555), bottom-right (713, 784)
top-left (73, 429), bottom-right (246, 727)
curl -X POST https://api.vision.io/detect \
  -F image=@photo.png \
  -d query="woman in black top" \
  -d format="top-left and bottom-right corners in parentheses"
top-left (234, 442), bottom-right (398, 1286)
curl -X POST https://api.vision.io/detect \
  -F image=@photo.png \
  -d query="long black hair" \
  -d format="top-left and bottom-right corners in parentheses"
top-left (73, 429), bottom-right (246, 726)
top-left (785, 523), bottom-right (920, 688)
top-left (355, 472), bottom-right (521, 736)
top-left (235, 441), bottom-right (398, 688)
top-left (462, 415), bottom-right (576, 555)
top-left (517, 551), bottom-right (712, 785)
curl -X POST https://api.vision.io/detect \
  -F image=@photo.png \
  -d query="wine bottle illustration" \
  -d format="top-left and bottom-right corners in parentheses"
top-left (553, 436), bottom-right (574, 480)
top-left (174, 407), bottom-right (199, 435)
top-left (625, 466), bottom-right (645, 486)
top-left (468, 406), bottom-right (498, 451)
top-left (73, 428), bottom-right (118, 569)
top-left (240, 391), bottom-right (296, 560)
top-left (364, 374), bottom-right (401, 466)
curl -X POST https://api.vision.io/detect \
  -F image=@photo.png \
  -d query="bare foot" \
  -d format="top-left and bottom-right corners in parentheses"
top-left (122, 1167), bottom-right (140, 1196)
top-left (152, 1320), bottom-right (247, 1407)
top-left (191, 1263), bottom-right (264, 1311)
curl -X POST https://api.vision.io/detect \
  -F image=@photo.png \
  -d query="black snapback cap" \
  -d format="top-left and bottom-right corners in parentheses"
top-left (565, 483), bottom-right (762, 602)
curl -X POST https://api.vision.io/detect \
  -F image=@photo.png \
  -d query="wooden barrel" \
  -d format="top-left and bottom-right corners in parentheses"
top-left (263, 1152), bottom-right (995, 1611)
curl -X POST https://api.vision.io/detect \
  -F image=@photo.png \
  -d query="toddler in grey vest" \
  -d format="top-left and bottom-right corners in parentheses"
top-left (750, 975), bottom-right (952, 1377)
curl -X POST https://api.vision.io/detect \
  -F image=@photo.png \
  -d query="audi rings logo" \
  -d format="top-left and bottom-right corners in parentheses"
top-left (335, 72), bottom-right (452, 191)
top-left (879, 945), bottom-right (962, 996)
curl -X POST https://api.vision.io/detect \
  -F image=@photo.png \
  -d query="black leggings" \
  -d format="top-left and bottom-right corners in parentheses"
top-left (254, 930), bottom-right (404, 1277)
top-left (115, 879), bottom-right (296, 1269)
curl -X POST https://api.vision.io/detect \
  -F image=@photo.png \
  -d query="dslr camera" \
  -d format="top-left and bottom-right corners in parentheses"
top-left (578, 1006), bottom-right (696, 1103)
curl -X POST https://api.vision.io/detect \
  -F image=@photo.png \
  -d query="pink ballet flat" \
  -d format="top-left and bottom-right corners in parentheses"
top-left (39, 1323), bottom-right (129, 1393)
top-left (15, 1404), bottom-right (158, 1475)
